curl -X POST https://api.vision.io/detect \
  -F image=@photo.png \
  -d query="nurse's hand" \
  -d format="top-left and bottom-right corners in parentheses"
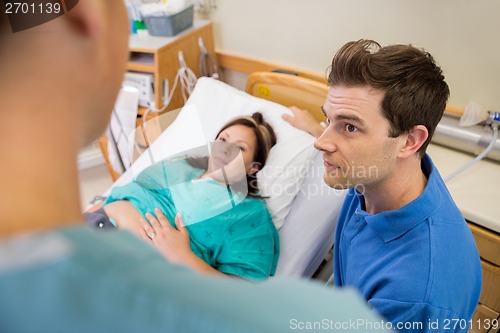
top-left (139, 208), bottom-right (193, 264)
top-left (282, 106), bottom-right (325, 138)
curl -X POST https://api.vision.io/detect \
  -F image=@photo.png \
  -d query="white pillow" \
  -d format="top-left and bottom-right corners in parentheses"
top-left (118, 77), bottom-right (317, 229)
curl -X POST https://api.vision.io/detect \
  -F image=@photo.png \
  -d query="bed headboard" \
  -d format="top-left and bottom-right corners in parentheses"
top-left (245, 72), bottom-right (328, 122)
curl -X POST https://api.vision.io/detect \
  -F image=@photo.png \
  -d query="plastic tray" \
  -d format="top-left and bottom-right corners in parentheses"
top-left (143, 5), bottom-right (194, 37)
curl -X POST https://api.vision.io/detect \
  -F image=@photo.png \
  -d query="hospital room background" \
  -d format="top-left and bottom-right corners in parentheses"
top-left (77, 0), bottom-right (500, 326)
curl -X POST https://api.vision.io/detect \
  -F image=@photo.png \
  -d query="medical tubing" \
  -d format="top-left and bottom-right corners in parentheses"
top-left (140, 64), bottom-right (198, 163)
top-left (109, 108), bottom-right (128, 172)
top-left (444, 123), bottom-right (498, 182)
top-left (199, 51), bottom-right (220, 79)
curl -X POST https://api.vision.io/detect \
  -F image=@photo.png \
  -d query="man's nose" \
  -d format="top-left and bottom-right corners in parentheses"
top-left (314, 127), bottom-right (337, 153)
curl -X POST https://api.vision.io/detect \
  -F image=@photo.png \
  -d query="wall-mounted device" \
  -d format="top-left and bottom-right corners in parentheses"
top-left (123, 72), bottom-right (154, 107)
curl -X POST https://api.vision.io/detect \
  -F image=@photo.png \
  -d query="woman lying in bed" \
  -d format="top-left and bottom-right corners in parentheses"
top-left (85, 113), bottom-right (279, 281)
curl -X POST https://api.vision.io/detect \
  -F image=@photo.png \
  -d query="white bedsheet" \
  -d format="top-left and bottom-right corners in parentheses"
top-left (274, 150), bottom-right (346, 277)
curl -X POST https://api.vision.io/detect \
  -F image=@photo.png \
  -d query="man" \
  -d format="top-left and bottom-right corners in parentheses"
top-left (285, 40), bottom-right (482, 332)
top-left (0, 3), bottom-right (385, 333)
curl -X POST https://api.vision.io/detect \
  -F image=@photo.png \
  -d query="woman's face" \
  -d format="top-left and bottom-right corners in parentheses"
top-left (207, 124), bottom-right (259, 182)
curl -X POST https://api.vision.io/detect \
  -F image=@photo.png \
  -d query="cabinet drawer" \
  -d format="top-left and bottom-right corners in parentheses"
top-left (469, 303), bottom-right (499, 333)
top-left (469, 222), bottom-right (500, 266)
top-left (479, 260), bottom-right (500, 311)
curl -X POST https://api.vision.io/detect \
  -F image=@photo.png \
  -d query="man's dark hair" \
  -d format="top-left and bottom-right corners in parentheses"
top-left (328, 39), bottom-right (450, 157)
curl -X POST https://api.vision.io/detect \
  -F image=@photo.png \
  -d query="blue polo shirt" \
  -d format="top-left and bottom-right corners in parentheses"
top-left (334, 154), bottom-right (482, 333)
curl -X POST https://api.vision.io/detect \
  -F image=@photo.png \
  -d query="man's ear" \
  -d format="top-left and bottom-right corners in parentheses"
top-left (248, 162), bottom-right (262, 175)
top-left (398, 125), bottom-right (428, 159)
top-left (64, 0), bottom-right (103, 38)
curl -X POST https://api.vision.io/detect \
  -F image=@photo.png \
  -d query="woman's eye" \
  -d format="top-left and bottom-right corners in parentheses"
top-left (231, 145), bottom-right (243, 153)
top-left (345, 124), bottom-right (358, 133)
top-left (219, 137), bottom-right (226, 142)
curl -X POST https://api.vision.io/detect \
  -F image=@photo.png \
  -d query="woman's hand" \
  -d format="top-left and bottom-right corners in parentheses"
top-left (139, 208), bottom-right (228, 278)
top-left (139, 208), bottom-right (193, 264)
top-left (282, 106), bottom-right (325, 138)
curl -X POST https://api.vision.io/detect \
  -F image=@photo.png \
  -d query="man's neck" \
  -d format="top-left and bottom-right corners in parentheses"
top-left (362, 158), bottom-right (428, 214)
top-left (0, 97), bottom-right (84, 237)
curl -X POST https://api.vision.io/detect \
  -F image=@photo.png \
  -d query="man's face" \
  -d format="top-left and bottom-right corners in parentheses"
top-left (314, 85), bottom-right (402, 191)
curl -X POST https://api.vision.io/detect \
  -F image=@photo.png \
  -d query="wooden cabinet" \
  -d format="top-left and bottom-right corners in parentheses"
top-left (127, 19), bottom-right (215, 118)
top-left (470, 303), bottom-right (499, 333)
top-left (99, 20), bottom-right (215, 181)
top-left (469, 222), bottom-right (500, 333)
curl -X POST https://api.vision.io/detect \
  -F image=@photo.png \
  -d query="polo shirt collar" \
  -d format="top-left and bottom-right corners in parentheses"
top-left (354, 154), bottom-right (442, 243)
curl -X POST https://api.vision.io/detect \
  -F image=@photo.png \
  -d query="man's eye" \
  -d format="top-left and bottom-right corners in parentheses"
top-left (346, 124), bottom-right (358, 133)
top-left (326, 118), bottom-right (331, 124)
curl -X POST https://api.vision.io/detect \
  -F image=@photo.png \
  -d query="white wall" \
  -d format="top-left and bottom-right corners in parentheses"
top-left (204, 0), bottom-right (500, 111)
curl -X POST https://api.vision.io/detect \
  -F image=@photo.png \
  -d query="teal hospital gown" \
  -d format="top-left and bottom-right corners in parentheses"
top-left (104, 158), bottom-right (279, 281)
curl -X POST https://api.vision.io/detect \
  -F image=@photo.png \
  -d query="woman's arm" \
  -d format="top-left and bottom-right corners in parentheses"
top-left (103, 200), bottom-right (145, 235)
top-left (139, 208), bottom-right (227, 278)
top-left (282, 106), bottom-right (325, 138)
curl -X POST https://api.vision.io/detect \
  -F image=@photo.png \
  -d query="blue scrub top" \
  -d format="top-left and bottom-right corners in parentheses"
top-left (0, 226), bottom-right (390, 333)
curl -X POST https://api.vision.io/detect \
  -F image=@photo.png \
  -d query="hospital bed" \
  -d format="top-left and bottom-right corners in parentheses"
top-left (101, 72), bottom-right (346, 278)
